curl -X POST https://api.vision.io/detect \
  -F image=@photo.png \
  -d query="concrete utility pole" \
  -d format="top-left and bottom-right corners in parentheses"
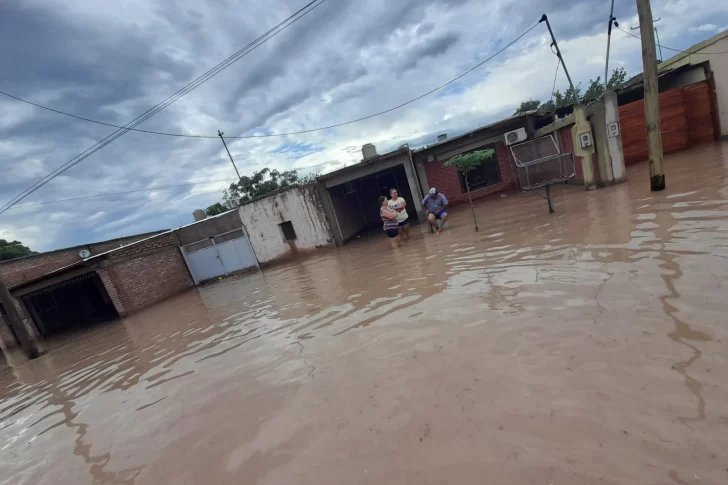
top-left (218, 130), bottom-right (242, 180)
top-left (636, 0), bottom-right (665, 191)
top-left (604, 0), bottom-right (617, 92)
top-left (540, 15), bottom-right (579, 105)
top-left (0, 277), bottom-right (41, 359)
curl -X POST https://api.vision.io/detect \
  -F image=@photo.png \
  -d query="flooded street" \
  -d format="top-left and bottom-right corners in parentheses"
top-left (3, 142), bottom-right (728, 484)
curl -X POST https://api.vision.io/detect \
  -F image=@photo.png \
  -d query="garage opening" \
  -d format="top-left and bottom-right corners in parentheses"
top-left (327, 164), bottom-right (417, 242)
top-left (21, 272), bottom-right (119, 337)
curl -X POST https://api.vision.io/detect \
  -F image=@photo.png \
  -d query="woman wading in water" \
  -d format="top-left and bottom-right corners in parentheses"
top-left (379, 195), bottom-right (400, 249)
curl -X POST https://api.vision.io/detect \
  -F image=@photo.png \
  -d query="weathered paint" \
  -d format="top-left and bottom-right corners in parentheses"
top-left (572, 105), bottom-right (596, 189)
top-left (604, 90), bottom-right (626, 182)
top-left (238, 185), bottom-right (335, 265)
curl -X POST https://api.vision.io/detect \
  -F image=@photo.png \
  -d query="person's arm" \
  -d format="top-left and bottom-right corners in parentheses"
top-left (422, 196), bottom-right (430, 214)
top-left (439, 194), bottom-right (449, 212)
top-left (382, 207), bottom-right (398, 220)
top-left (395, 198), bottom-right (406, 212)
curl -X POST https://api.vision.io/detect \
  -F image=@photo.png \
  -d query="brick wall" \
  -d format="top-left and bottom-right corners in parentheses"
top-left (100, 233), bottom-right (193, 316)
top-left (422, 141), bottom-right (520, 207)
top-left (0, 232), bottom-right (164, 288)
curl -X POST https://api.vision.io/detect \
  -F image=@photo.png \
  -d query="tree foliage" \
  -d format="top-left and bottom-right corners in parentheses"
top-left (513, 99), bottom-right (542, 116)
top-left (222, 168), bottom-right (318, 207)
top-left (0, 239), bottom-right (35, 262)
top-left (444, 149), bottom-right (496, 175)
top-left (519, 67), bottom-right (629, 112)
top-left (444, 149), bottom-right (496, 233)
top-left (204, 202), bottom-right (228, 217)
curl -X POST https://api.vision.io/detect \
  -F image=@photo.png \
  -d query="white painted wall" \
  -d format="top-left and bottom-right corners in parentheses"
top-left (238, 186), bottom-right (335, 265)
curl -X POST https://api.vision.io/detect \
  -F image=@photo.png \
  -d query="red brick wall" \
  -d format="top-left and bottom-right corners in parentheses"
top-left (422, 141), bottom-right (519, 207)
top-left (0, 232), bottom-right (164, 288)
top-left (100, 234), bottom-right (193, 316)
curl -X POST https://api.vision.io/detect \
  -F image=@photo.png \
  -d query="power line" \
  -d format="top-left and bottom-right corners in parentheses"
top-left (616, 25), bottom-right (728, 55)
top-left (6, 180), bottom-right (236, 209)
top-left (0, 0), bottom-right (326, 215)
top-left (1, 21), bottom-right (541, 141)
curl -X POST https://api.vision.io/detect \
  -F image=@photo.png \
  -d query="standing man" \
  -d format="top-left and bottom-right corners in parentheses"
top-left (422, 187), bottom-right (449, 234)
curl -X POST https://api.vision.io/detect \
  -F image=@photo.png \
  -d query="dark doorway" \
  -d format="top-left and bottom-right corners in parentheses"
top-left (327, 164), bottom-right (417, 242)
top-left (21, 272), bottom-right (119, 337)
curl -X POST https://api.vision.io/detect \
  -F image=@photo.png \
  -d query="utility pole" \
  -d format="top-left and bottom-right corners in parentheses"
top-left (218, 130), bottom-right (241, 180)
top-left (0, 276), bottom-right (41, 359)
top-left (604, 0), bottom-right (617, 91)
top-left (636, 0), bottom-right (665, 191)
top-left (540, 15), bottom-right (578, 105)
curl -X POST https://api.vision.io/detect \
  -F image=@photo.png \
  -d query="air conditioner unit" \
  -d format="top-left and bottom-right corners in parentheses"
top-left (504, 127), bottom-right (527, 146)
top-left (427, 155), bottom-right (436, 163)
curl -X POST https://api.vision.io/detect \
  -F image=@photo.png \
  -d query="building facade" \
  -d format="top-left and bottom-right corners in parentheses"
top-left (238, 185), bottom-right (336, 265)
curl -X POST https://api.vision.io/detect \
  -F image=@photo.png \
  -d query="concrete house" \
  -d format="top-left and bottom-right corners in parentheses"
top-left (412, 114), bottom-right (536, 206)
top-left (317, 145), bottom-right (425, 244)
top-left (1, 231), bottom-right (194, 344)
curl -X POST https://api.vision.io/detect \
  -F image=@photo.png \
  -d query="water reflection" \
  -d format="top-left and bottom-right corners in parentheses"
top-left (2, 142), bottom-right (728, 484)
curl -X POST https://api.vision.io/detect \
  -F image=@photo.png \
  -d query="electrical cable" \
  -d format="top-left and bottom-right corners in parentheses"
top-left (1, 21), bottom-right (541, 142)
top-left (1, 18), bottom-right (539, 215)
top-left (549, 57), bottom-right (561, 107)
top-left (0, 0), bottom-right (325, 215)
top-left (616, 26), bottom-right (728, 55)
top-left (6, 180), bottom-right (237, 209)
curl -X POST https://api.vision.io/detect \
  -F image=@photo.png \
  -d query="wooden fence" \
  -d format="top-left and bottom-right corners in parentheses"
top-left (619, 80), bottom-right (718, 165)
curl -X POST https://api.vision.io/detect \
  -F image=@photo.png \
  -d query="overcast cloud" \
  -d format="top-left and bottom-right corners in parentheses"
top-left (1, 0), bottom-right (727, 251)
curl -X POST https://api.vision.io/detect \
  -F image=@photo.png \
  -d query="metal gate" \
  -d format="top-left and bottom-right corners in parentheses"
top-left (180, 229), bottom-right (258, 284)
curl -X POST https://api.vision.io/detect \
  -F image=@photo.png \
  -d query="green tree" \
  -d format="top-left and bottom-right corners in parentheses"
top-left (204, 202), bottom-right (228, 216)
top-left (513, 99), bottom-right (541, 116)
top-left (0, 239), bottom-right (35, 262)
top-left (222, 168), bottom-right (318, 207)
top-left (444, 149), bottom-right (495, 232)
top-left (607, 67), bottom-right (627, 90)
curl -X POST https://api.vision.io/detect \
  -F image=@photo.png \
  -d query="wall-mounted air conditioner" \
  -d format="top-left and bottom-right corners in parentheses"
top-left (504, 127), bottom-right (527, 146)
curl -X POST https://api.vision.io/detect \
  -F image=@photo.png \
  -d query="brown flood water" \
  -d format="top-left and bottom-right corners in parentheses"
top-left (3, 142), bottom-right (728, 485)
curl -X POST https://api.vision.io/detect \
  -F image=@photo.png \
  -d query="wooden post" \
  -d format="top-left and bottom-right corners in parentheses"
top-left (0, 276), bottom-right (42, 359)
top-left (636, 0), bottom-right (665, 191)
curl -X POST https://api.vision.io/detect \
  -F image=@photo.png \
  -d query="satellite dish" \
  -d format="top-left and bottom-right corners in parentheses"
top-left (79, 249), bottom-right (91, 259)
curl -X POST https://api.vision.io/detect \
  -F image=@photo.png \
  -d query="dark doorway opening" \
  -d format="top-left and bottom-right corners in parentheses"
top-left (327, 164), bottom-right (417, 242)
top-left (21, 272), bottom-right (119, 337)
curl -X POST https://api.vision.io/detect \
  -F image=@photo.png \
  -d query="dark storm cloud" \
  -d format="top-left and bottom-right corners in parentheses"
top-left (1, 0), bottom-right (725, 251)
top-left (397, 31), bottom-right (461, 73)
top-left (501, 0), bottom-right (636, 40)
top-left (0, 3), bottom-right (196, 123)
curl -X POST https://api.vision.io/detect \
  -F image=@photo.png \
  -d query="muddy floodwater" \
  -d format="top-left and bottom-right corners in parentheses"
top-left (3, 143), bottom-right (728, 484)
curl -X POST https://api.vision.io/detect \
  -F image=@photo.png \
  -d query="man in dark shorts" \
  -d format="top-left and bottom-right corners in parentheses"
top-left (422, 187), bottom-right (449, 234)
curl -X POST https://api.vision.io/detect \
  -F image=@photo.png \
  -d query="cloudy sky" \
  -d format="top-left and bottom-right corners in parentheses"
top-left (1, 0), bottom-right (727, 252)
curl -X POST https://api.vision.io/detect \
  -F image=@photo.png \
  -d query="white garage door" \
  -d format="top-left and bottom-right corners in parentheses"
top-left (181, 229), bottom-right (258, 284)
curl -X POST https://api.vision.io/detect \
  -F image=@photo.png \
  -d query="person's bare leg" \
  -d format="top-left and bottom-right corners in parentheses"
top-left (427, 213), bottom-right (438, 232)
top-left (390, 236), bottom-right (401, 249)
top-left (438, 213), bottom-right (449, 233)
top-left (402, 225), bottom-right (411, 240)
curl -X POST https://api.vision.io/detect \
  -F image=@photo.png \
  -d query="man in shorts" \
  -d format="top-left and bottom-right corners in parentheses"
top-left (422, 187), bottom-right (449, 234)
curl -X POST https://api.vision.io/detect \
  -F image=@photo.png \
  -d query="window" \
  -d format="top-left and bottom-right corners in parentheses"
top-left (456, 144), bottom-right (501, 192)
top-left (279, 221), bottom-right (297, 241)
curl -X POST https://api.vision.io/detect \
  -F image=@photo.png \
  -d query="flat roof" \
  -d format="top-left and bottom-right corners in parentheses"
top-left (0, 230), bottom-right (168, 266)
top-left (413, 111), bottom-right (535, 154)
top-left (8, 230), bottom-right (174, 291)
top-left (316, 146), bottom-right (411, 182)
top-left (659, 29), bottom-right (728, 70)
